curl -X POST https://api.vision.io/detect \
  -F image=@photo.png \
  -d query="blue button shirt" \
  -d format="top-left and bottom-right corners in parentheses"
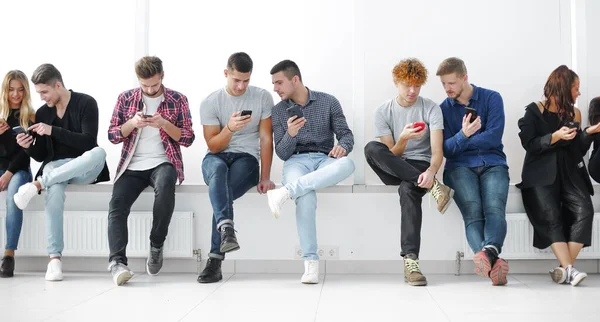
top-left (440, 85), bottom-right (507, 169)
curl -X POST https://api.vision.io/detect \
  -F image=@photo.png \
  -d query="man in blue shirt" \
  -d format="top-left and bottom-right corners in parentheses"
top-left (267, 60), bottom-right (355, 284)
top-left (437, 57), bottom-right (509, 286)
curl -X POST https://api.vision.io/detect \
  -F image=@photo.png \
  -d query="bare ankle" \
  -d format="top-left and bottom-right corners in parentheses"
top-left (4, 250), bottom-right (15, 257)
top-left (33, 181), bottom-right (42, 191)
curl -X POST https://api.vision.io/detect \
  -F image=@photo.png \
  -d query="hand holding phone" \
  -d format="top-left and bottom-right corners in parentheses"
top-left (12, 126), bottom-right (28, 135)
top-left (286, 105), bottom-right (304, 119)
top-left (413, 121), bottom-right (426, 132)
top-left (465, 107), bottom-right (477, 122)
top-left (240, 110), bottom-right (253, 117)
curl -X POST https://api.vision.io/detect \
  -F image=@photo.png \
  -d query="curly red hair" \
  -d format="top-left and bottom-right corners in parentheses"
top-left (392, 58), bottom-right (428, 86)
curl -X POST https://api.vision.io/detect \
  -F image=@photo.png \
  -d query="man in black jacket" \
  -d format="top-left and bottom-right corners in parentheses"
top-left (14, 64), bottom-right (109, 281)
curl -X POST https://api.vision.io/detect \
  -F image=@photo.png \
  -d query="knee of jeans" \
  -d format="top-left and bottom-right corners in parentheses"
top-left (364, 141), bottom-right (384, 157)
top-left (90, 146), bottom-right (107, 161)
top-left (398, 181), bottom-right (420, 195)
top-left (295, 191), bottom-right (317, 208)
top-left (45, 184), bottom-right (66, 203)
top-left (202, 160), bottom-right (228, 182)
top-left (339, 156), bottom-right (355, 173)
top-left (458, 202), bottom-right (485, 223)
top-left (109, 196), bottom-right (131, 217)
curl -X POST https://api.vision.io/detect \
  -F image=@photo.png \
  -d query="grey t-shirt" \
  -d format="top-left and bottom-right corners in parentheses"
top-left (200, 86), bottom-right (274, 160)
top-left (374, 96), bottom-right (444, 162)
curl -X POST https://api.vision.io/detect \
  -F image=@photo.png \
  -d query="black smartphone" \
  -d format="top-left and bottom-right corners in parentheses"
top-left (567, 121), bottom-right (580, 129)
top-left (465, 107), bottom-right (477, 122)
top-left (240, 110), bottom-right (253, 117)
top-left (12, 126), bottom-right (28, 135)
top-left (286, 105), bottom-right (304, 119)
top-left (142, 114), bottom-right (153, 118)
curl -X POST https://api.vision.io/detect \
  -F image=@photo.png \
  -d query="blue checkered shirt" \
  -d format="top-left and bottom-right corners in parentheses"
top-left (272, 88), bottom-right (354, 161)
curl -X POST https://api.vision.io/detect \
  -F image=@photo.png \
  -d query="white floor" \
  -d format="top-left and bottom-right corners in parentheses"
top-left (1, 272), bottom-right (599, 322)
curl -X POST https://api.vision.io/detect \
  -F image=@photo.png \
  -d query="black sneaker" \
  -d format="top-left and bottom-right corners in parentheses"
top-left (220, 226), bottom-right (240, 253)
top-left (146, 246), bottom-right (163, 276)
top-left (0, 256), bottom-right (15, 278)
top-left (197, 258), bottom-right (223, 283)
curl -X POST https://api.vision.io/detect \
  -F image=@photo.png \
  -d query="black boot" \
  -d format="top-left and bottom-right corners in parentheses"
top-left (220, 226), bottom-right (240, 253)
top-left (197, 258), bottom-right (223, 283)
top-left (0, 256), bottom-right (15, 278)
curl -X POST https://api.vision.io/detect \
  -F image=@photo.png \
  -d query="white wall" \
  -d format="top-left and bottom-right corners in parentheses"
top-left (0, 0), bottom-right (585, 185)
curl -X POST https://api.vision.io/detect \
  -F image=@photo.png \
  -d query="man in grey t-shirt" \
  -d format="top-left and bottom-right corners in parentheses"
top-left (364, 58), bottom-right (454, 287)
top-left (198, 52), bottom-right (275, 284)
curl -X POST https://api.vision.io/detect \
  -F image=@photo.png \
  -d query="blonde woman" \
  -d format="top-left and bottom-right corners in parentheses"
top-left (0, 70), bottom-right (34, 277)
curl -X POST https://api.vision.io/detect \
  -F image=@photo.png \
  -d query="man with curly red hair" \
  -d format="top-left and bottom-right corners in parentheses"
top-left (364, 58), bottom-right (453, 286)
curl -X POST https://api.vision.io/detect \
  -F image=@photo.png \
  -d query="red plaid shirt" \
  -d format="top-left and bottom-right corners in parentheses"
top-left (108, 87), bottom-right (195, 184)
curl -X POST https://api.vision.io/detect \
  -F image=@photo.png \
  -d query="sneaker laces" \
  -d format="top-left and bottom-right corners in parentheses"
top-left (149, 247), bottom-right (162, 264)
top-left (568, 265), bottom-right (579, 281)
top-left (405, 258), bottom-right (421, 273)
top-left (429, 180), bottom-right (442, 201)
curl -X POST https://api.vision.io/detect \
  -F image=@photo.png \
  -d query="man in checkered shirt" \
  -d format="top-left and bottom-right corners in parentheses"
top-left (267, 60), bottom-right (355, 284)
top-left (107, 56), bottom-right (195, 286)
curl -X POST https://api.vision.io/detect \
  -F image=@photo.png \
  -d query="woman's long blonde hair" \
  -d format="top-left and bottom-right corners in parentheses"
top-left (0, 70), bottom-right (35, 129)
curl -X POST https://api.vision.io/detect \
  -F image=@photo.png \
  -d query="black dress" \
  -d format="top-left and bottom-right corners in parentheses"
top-left (520, 109), bottom-right (594, 249)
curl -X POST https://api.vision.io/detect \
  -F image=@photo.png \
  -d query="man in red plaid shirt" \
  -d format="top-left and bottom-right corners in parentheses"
top-left (106, 56), bottom-right (195, 286)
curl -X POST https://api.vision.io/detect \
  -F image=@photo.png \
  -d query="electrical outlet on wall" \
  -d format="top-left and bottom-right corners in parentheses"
top-left (294, 245), bottom-right (340, 259)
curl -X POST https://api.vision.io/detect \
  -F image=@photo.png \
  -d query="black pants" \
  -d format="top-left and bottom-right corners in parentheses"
top-left (521, 170), bottom-right (593, 249)
top-left (108, 163), bottom-right (178, 265)
top-left (364, 141), bottom-right (429, 257)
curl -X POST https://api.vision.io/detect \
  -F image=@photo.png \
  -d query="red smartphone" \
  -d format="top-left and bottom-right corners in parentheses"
top-left (413, 121), bottom-right (426, 132)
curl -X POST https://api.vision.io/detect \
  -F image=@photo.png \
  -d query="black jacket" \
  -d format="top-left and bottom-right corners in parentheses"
top-left (26, 91), bottom-right (110, 182)
top-left (517, 102), bottom-right (594, 195)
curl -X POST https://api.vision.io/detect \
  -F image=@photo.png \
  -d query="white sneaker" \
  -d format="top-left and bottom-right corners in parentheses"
top-left (549, 266), bottom-right (567, 284)
top-left (301, 260), bottom-right (319, 284)
top-left (14, 182), bottom-right (39, 210)
top-left (45, 258), bottom-right (63, 281)
top-left (267, 187), bottom-right (290, 219)
top-left (567, 265), bottom-right (587, 286)
top-left (108, 261), bottom-right (134, 286)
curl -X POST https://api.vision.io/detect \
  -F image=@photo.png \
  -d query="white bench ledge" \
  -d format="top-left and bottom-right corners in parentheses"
top-left (60, 183), bottom-right (599, 194)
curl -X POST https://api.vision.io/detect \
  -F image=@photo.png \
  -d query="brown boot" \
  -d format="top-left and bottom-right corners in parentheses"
top-left (428, 179), bottom-right (454, 214)
top-left (404, 254), bottom-right (427, 286)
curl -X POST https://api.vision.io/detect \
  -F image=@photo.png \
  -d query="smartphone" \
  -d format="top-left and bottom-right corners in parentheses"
top-left (413, 121), bottom-right (426, 133)
top-left (240, 110), bottom-right (253, 117)
top-left (465, 107), bottom-right (477, 122)
top-left (567, 121), bottom-right (580, 129)
top-left (142, 114), bottom-right (153, 118)
top-left (12, 126), bottom-right (28, 135)
top-left (286, 105), bottom-right (304, 119)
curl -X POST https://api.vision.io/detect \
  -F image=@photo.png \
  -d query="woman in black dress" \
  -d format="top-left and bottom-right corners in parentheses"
top-left (517, 65), bottom-right (599, 286)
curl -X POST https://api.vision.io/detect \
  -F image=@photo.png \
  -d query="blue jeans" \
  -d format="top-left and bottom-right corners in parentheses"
top-left (282, 153), bottom-right (355, 260)
top-left (443, 165), bottom-right (509, 254)
top-left (3, 169), bottom-right (33, 250)
top-left (40, 147), bottom-right (107, 257)
top-left (202, 152), bottom-right (259, 259)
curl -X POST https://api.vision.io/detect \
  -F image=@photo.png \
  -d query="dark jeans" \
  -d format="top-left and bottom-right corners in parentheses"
top-left (202, 152), bottom-right (259, 259)
top-left (443, 165), bottom-right (509, 254)
top-left (364, 141), bottom-right (429, 257)
top-left (108, 163), bottom-right (177, 265)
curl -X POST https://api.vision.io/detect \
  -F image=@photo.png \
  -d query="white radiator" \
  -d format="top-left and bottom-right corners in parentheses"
top-left (464, 213), bottom-right (600, 259)
top-left (0, 211), bottom-right (194, 258)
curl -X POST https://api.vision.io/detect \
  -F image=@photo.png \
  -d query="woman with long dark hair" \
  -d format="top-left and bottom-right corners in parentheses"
top-left (0, 70), bottom-right (35, 277)
top-left (517, 65), bottom-right (599, 286)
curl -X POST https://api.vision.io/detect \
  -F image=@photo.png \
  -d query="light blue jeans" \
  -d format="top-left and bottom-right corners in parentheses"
top-left (3, 169), bottom-right (33, 250)
top-left (282, 153), bottom-right (355, 260)
top-left (39, 147), bottom-right (106, 257)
